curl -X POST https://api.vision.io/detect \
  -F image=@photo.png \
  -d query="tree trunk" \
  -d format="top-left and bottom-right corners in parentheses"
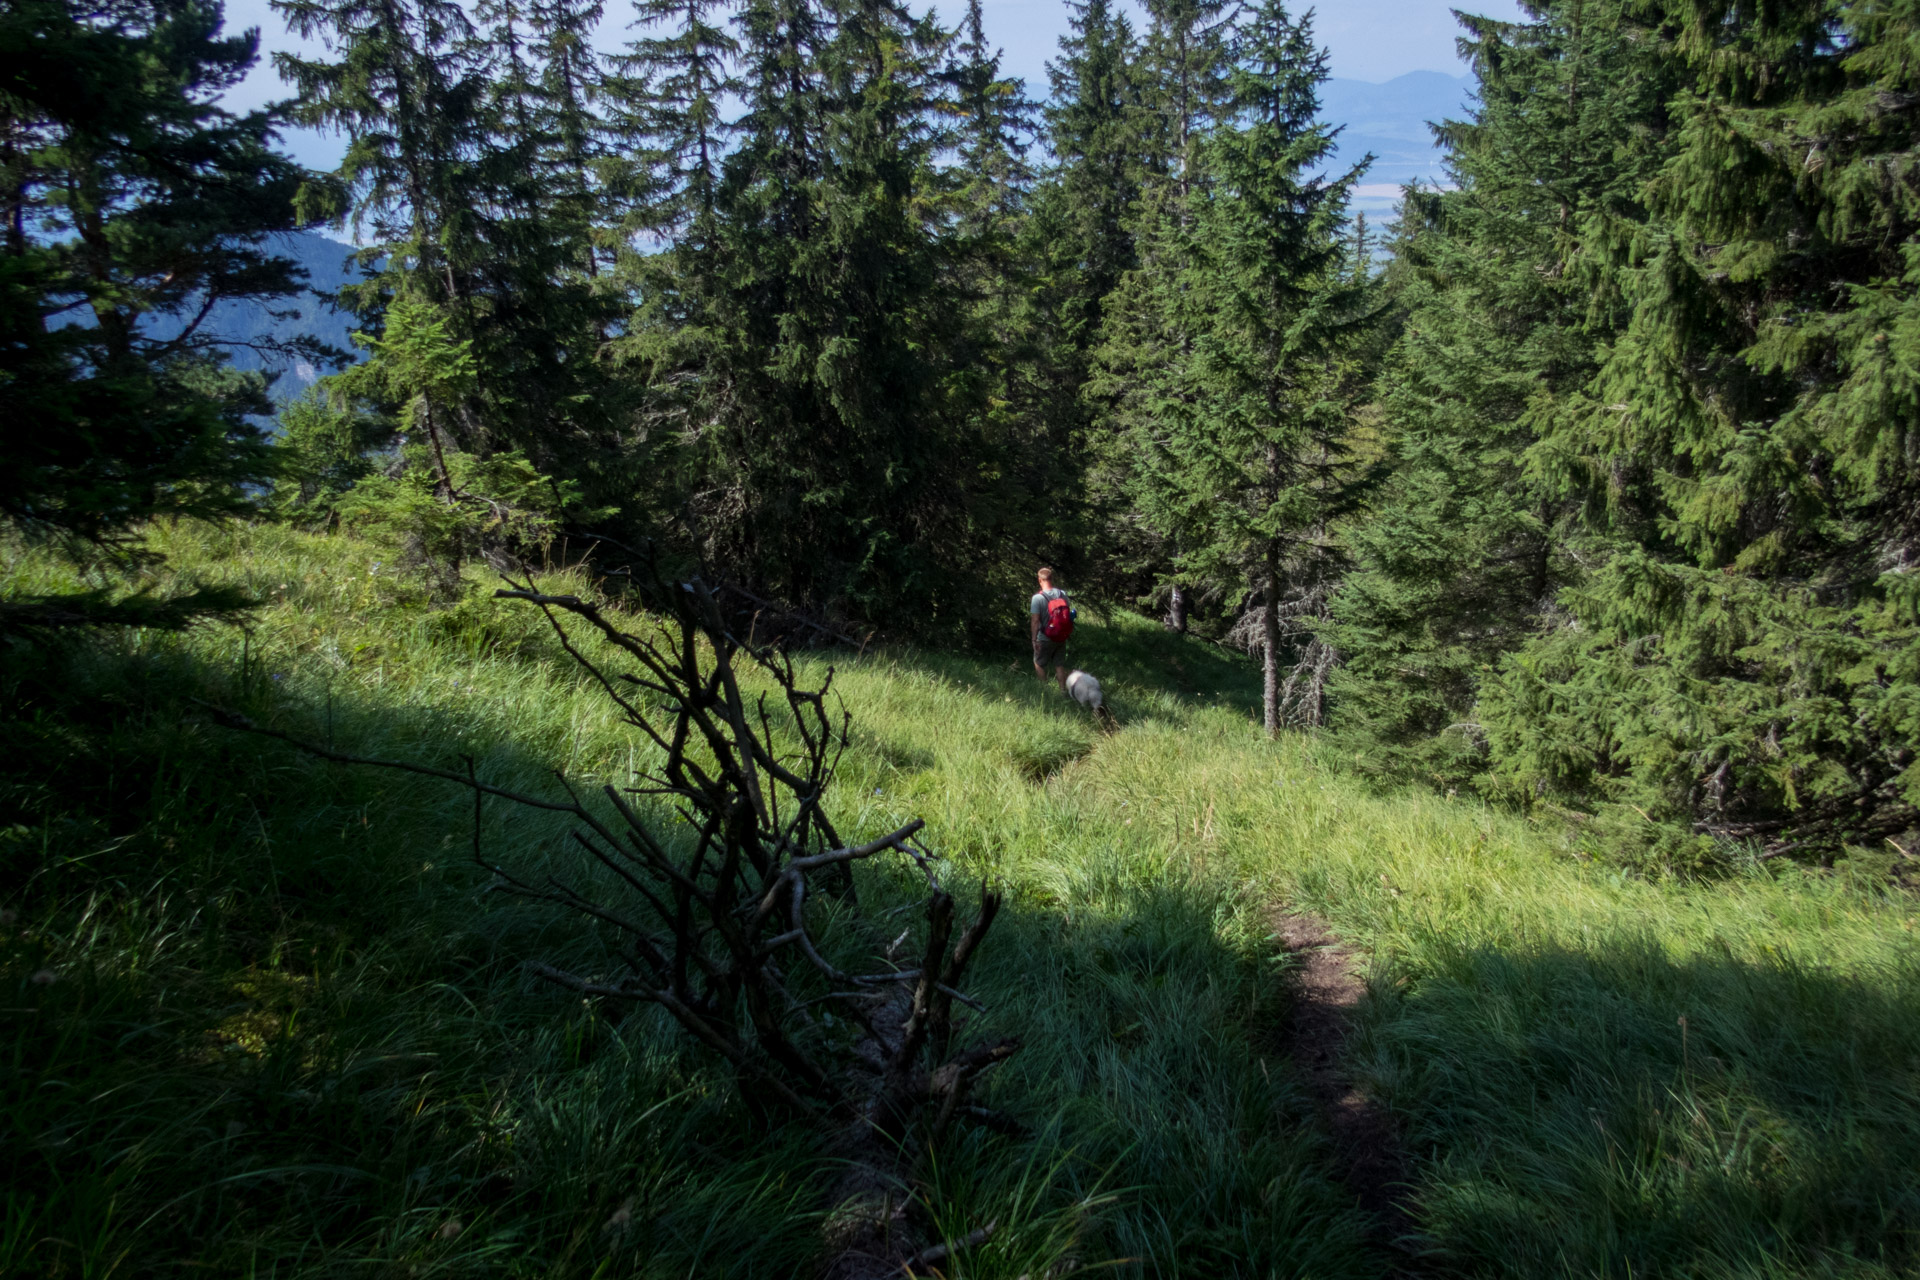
top-left (1262, 542), bottom-right (1281, 738)
top-left (421, 399), bottom-right (458, 501)
top-left (1165, 583), bottom-right (1189, 633)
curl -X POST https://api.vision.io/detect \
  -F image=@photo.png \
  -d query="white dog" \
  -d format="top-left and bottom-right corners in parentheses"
top-left (1065, 670), bottom-right (1115, 729)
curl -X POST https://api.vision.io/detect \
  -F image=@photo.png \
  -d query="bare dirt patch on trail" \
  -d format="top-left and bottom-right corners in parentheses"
top-left (1269, 910), bottom-right (1424, 1269)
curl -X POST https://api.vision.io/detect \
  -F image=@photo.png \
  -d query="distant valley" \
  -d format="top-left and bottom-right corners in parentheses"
top-left (1319, 70), bottom-right (1469, 224)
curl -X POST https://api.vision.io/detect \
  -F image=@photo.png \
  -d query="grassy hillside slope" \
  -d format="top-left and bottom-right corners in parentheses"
top-left (4, 523), bottom-right (1916, 1279)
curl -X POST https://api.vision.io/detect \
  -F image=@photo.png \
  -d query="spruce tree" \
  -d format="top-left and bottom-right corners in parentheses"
top-left (1038, 0), bottom-right (1145, 359)
top-left (1324, 0), bottom-right (1676, 786)
top-left (277, 0), bottom-right (627, 533)
top-left (318, 295), bottom-right (578, 590)
top-left (597, 0), bottom-right (740, 549)
top-left (1327, 0), bottom-right (1920, 858)
top-left (1478, 0), bottom-right (1920, 856)
top-left (1084, 181), bottom-right (1206, 623)
top-left (1083, 0), bottom-right (1236, 627)
top-left (946, 0), bottom-right (1052, 579)
top-left (951, 0), bottom-right (1034, 241)
top-left (274, 0), bottom-right (485, 312)
top-left (532, 0), bottom-right (611, 231)
top-left (607, 0), bottom-right (739, 357)
top-left (610, 0), bottom-right (738, 237)
top-left (631, 0), bottom-right (1011, 629)
top-left (657, 0), bottom-right (824, 584)
top-left (773, 0), bottom-right (984, 617)
top-left (1153, 0), bottom-right (1371, 736)
top-left (1138, 0), bottom-right (1235, 198)
top-left (272, 0), bottom-right (491, 510)
top-left (1022, 0), bottom-right (1147, 587)
top-left (471, 0), bottom-right (627, 492)
top-left (0, 0), bottom-right (317, 579)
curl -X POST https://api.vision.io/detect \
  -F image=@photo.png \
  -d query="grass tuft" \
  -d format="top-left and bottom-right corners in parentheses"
top-left (1009, 723), bottom-right (1095, 782)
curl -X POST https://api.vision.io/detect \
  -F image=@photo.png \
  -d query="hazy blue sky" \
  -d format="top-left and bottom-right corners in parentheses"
top-left (218, 0), bottom-right (1526, 167)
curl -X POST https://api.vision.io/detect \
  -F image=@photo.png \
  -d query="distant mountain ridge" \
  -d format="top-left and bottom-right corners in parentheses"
top-left (216, 231), bottom-right (364, 401)
top-left (1322, 70), bottom-right (1469, 184)
top-left (1319, 70), bottom-right (1471, 226)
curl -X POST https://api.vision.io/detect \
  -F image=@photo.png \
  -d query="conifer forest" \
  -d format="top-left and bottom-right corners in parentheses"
top-left (4, 0), bottom-right (1920, 1276)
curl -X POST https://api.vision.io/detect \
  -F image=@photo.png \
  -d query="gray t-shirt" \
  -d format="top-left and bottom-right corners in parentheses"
top-left (1031, 588), bottom-right (1066, 622)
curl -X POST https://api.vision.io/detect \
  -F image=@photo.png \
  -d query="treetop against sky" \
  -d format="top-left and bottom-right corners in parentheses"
top-left (218, 0), bottom-right (1526, 170)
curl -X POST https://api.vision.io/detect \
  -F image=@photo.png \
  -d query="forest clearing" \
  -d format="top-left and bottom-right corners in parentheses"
top-left (8, 0), bottom-right (1920, 1271)
top-left (5, 524), bottom-right (1915, 1277)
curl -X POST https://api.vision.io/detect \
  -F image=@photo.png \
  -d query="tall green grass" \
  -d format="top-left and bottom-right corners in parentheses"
top-left (3, 521), bottom-right (1915, 1277)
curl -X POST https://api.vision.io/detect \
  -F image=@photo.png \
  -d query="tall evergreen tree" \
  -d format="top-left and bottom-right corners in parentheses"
top-left (1478, 0), bottom-right (1920, 856)
top-left (599, 0), bottom-right (740, 545)
top-left (0, 0), bottom-right (317, 579)
top-left (612, 0), bottom-right (739, 237)
top-left (275, 0), bottom-right (485, 311)
top-left (945, 0), bottom-right (1050, 572)
top-left (1039, 0), bottom-right (1145, 360)
top-left (1147, 0), bottom-right (1371, 735)
top-left (1084, 0), bottom-right (1236, 627)
top-left (532, 0), bottom-right (611, 218)
top-left (1328, 0), bottom-right (1919, 859)
top-left (1138, 0), bottom-right (1235, 198)
top-left (631, 0), bottom-right (1013, 629)
top-left (646, 0), bottom-right (822, 574)
top-left (951, 0), bottom-right (1034, 239)
top-left (476, 0), bottom-right (628, 489)
top-left (1325, 0), bottom-right (1675, 786)
top-left (1023, 0), bottom-right (1148, 586)
top-left (274, 0), bottom-right (489, 509)
top-left (278, 0), bottom-right (627, 524)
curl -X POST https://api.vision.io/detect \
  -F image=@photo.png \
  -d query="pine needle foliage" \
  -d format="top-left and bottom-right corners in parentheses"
top-left (1481, 0), bottom-right (1920, 858)
top-left (1093, 0), bottom-right (1377, 735)
top-left (1326, 0), bottom-right (1679, 789)
top-left (0, 0), bottom-right (319, 566)
top-left (1327, 0), bottom-right (1920, 863)
top-left (274, 0), bottom-right (632, 512)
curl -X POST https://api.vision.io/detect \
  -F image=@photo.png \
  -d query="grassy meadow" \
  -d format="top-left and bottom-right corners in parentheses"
top-left (4, 522), bottom-right (1917, 1278)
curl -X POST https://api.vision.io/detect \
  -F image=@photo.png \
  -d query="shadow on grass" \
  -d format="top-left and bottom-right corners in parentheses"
top-left (928, 866), bottom-right (1380, 1277)
top-left (0, 631), bottom-right (845, 1278)
top-left (1357, 938), bottom-right (1920, 1278)
top-left (0, 629), bottom-right (1373, 1278)
top-left (15, 600), bottom-right (1916, 1279)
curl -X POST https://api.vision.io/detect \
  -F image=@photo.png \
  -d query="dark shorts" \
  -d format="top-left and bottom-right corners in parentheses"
top-left (1033, 634), bottom-right (1064, 667)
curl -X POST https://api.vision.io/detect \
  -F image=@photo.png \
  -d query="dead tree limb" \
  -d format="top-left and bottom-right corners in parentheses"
top-left (202, 567), bottom-right (1019, 1275)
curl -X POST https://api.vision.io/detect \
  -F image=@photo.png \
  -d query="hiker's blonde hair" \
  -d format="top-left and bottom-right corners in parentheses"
top-left (1037, 566), bottom-right (1055, 583)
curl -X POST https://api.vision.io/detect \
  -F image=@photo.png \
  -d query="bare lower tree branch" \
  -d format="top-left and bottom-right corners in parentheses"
top-left (206, 567), bottom-right (1020, 1275)
top-left (204, 570), bottom-right (1017, 1129)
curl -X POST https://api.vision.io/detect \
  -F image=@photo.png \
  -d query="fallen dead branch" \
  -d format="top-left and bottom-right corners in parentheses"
top-left (203, 568), bottom-right (1017, 1275)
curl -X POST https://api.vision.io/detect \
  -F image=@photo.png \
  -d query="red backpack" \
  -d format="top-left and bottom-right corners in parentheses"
top-left (1043, 592), bottom-right (1074, 642)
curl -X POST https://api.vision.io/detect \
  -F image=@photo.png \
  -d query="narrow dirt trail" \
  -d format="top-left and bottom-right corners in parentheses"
top-left (1268, 910), bottom-right (1424, 1270)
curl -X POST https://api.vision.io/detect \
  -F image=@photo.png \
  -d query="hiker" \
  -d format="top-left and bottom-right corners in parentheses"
top-left (1029, 567), bottom-right (1074, 694)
